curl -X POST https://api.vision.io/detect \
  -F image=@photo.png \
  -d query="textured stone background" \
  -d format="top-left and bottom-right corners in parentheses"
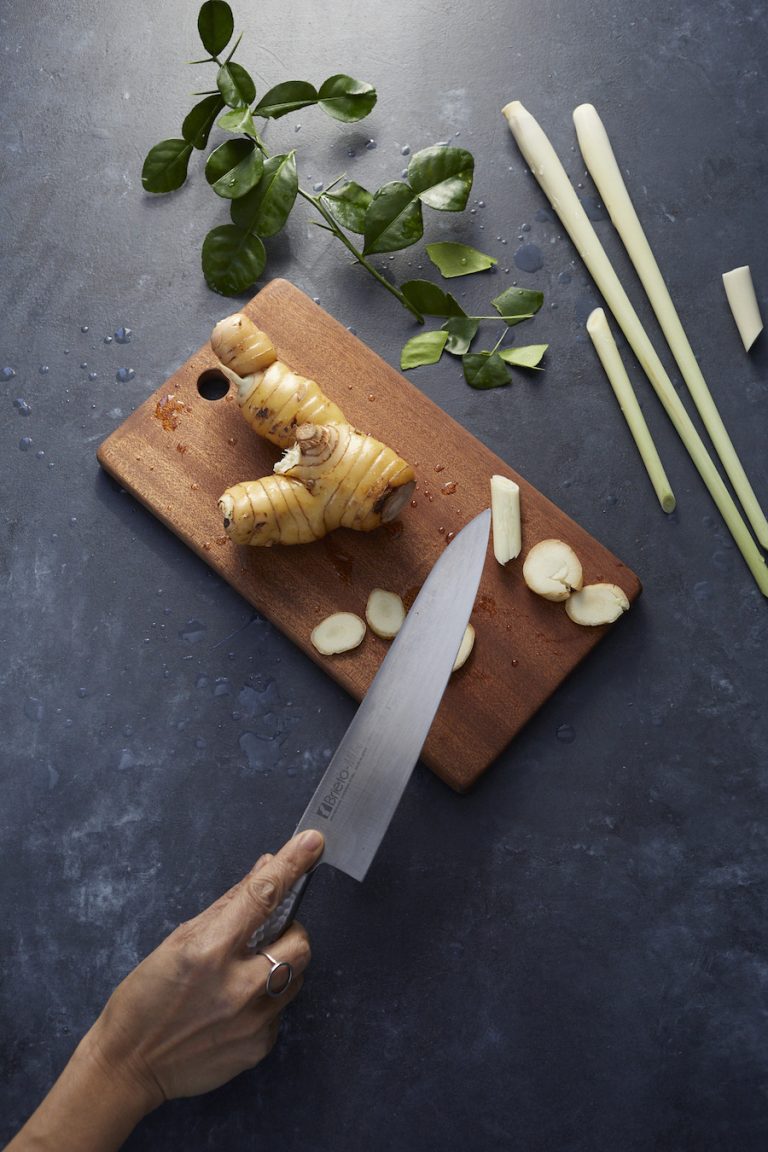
top-left (2, 1), bottom-right (767, 1148)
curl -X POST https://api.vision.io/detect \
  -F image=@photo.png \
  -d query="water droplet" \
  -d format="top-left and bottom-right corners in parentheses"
top-left (77, 687), bottom-right (88, 699)
top-left (400, 144), bottom-right (410, 155)
top-left (104, 335), bottom-right (113, 344)
top-left (195, 674), bottom-right (209, 689)
top-left (521, 222), bottom-right (531, 232)
top-left (69, 516), bottom-right (77, 526)
top-left (2, 366), bottom-right (16, 379)
top-left (194, 736), bottom-right (207, 750)
top-left (346, 326), bottom-right (357, 336)
top-left (88, 371), bottom-right (98, 380)
top-left (556, 723), bottom-right (575, 744)
top-left (478, 199), bottom-right (485, 208)
top-left (365, 138), bottom-right (377, 150)
top-left (80, 325), bottom-right (89, 333)
top-left (514, 243), bottom-right (543, 273)
top-left (14, 398), bottom-right (31, 416)
top-left (294, 123), bottom-right (301, 132)
top-left (214, 677), bottom-right (231, 697)
top-left (312, 296), bottom-right (320, 304)
top-left (80, 362), bottom-right (88, 370)
top-left (35, 449), bottom-right (45, 459)
top-left (19, 436), bottom-right (33, 452)
top-left (401, 168), bottom-right (408, 179)
top-left (24, 697), bottom-right (44, 722)
top-left (346, 148), bottom-right (356, 158)
top-left (558, 271), bottom-right (572, 285)
top-left (436, 140), bottom-right (449, 147)
top-left (114, 326), bottom-right (132, 344)
top-left (116, 367), bottom-right (135, 383)
top-left (179, 619), bottom-right (207, 644)
top-left (312, 181), bottom-right (324, 192)
top-left (118, 748), bottom-right (136, 770)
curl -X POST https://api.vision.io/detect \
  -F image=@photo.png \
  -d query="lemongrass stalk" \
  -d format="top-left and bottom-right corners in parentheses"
top-left (722, 265), bottom-right (763, 352)
top-left (501, 100), bottom-right (768, 597)
top-left (573, 103), bottom-right (768, 548)
top-left (586, 309), bottom-right (676, 513)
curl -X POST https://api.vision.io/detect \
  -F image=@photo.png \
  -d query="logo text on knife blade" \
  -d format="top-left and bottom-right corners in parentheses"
top-left (314, 742), bottom-right (367, 820)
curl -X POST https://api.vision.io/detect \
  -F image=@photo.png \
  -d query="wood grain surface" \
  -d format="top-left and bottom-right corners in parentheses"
top-left (97, 279), bottom-right (641, 791)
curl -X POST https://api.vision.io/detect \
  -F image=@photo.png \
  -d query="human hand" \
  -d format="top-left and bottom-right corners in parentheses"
top-left (83, 828), bottom-right (324, 1112)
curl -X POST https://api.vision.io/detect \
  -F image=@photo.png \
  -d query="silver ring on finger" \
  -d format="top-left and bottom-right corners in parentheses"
top-left (256, 949), bottom-right (294, 998)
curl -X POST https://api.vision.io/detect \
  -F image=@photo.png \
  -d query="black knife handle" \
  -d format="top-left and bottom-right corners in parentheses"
top-left (247, 870), bottom-right (312, 951)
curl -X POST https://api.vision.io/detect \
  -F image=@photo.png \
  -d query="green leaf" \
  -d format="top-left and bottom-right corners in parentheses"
top-left (254, 80), bottom-right (318, 119)
top-left (363, 182), bottom-right (423, 255)
top-left (141, 138), bottom-right (194, 194)
top-left (407, 146), bottom-right (474, 211)
top-left (400, 280), bottom-right (466, 318)
top-left (230, 152), bottom-right (298, 237)
top-left (318, 74), bottom-right (377, 122)
top-left (218, 106), bottom-right (259, 138)
top-left (498, 344), bottom-right (548, 370)
top-left (400, 330), bottom-right (449, 370)
top-left (205, 139), bottom-right (263, 199)
top-left (442, 317), bottom-right (479, 355)
top-left (319, 181), bottom-right (372, 234)
top-left (217, 61), bottom-right (256, 108)
top-left (426, 241), bottom-right (496, 278)
top-left (202, 225), bottom-right (266, 296)
top-left (491, 286), bottom-right (544, 326)
top-left (182, 94), bottom-right (225, 150)
top-left (198, 0), bottom-right (234, 56)
top-left (462, 351), bottom-right (511, 390)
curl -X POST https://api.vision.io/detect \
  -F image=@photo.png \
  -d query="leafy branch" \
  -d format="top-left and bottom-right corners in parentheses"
top-left (141, 1), bottom-right (476, 321)
top-left (400, 283), bottom-right (548, 388)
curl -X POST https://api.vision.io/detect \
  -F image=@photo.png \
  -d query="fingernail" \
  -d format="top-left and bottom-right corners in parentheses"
top-left (299, 829), bottom-right (323, 851)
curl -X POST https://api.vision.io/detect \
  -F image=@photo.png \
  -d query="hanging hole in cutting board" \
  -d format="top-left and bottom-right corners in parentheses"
top-left (197, 370), bottom-right (230, 401)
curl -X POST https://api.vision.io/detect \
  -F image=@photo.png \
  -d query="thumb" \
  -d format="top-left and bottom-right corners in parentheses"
top-left (219, 829), bottom-right (324, 949)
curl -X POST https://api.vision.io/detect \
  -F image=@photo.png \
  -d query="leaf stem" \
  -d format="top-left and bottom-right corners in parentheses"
top-left (298, 189), bottom-right (425, 323)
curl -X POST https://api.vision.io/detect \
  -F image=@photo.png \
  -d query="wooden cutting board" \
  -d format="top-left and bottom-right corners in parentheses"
top-left (97, 279), bottom-right (641, 792)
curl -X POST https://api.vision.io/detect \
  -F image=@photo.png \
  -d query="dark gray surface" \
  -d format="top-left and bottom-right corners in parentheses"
top-left (2, 1), bottom-right (767, 1148)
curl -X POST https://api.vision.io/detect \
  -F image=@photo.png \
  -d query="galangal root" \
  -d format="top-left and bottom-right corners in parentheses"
top-left (211, 312), bottom-right (416, 546)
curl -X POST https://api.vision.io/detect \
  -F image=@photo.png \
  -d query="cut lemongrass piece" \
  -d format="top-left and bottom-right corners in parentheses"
top-left (586, 309), bottom-right (675, 513)
top-left (573, 103), bottom-right (768, 549)
top-left (365, 589), bottom-right (405, 639)
top-left (311, 612), bottom-right (366, 655)
top-left (452, 623), bottom-right (475, 671)
top-left (722, 266), bottom-right (763, 352)
top-left (501, 100), bottom-right (768, 597)
top-left (522, 539), bottom-right (582, 602)
top-left (490, 474), bottom-right (521, 564)
top-left (565, 583), bottom-right (630, 626)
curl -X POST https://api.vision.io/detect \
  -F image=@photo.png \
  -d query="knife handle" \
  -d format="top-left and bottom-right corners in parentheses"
top-left (247, 870), bottom-right (312, 951)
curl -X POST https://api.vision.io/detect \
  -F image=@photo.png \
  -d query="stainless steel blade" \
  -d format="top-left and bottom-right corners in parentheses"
top-left (294, 508), bottom-right (491, 881)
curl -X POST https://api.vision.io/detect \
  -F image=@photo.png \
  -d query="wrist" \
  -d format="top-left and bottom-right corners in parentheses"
top-left (77, 1019), bottom-right (163, 1121)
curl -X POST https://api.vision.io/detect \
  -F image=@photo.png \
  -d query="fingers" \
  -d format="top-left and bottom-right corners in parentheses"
top-left (215, 830), bottom-right (324, 950)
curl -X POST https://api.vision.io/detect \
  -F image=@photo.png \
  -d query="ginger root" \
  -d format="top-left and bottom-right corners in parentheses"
top-left (212, 312), bottom-right (346, 448)
top-left (212, 314), bottom-right (416, 546)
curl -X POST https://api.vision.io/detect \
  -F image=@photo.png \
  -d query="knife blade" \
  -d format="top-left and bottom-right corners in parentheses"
top-left (249, 507), bottom-right (491, 949)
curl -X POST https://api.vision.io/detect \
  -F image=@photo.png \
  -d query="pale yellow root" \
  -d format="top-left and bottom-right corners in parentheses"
top-left (212, 312), bottom-right (347, 448)
top-left (219, 423), bottom-right (416, 545)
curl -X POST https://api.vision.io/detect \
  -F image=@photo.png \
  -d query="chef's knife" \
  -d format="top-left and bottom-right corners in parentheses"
top-left (250, 507), bottom-right (491, 949)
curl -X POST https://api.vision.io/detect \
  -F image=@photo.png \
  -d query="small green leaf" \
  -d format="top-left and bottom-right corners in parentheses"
top-left (462, 351), bottom-right (511, 390)
top-left (254, 80), bottom-right (318, 119)
top-left (498, 344), bottom-right (548, 370)
top-left (363, 183), bottom-right (423, 255)
top-left (230, 152), bottom-right (298, 237)
top-left (400, 280), bottom-right (466, 318)
top-left (491, 286), bottom-right (544, 326)
top-left (400, 330), bottom-right (449, 370)
top-left (182, 94), bottom-right (225, 150)
top-left (426, 242), bottom-right (496, 278)
top-left (217, 61), bottom-right (256, 108)
top-left (205, 139), bottom-right (263, 199)
top-left (198, 1), bottom-right (234, 56)
top-left (318, 74), bottom-right (377, 122)
top-left (202, 225), bottom-right (266, 296)
top-left (319, 181), bottom-right (372, 234)
top-left (218, 106), bottom-right (259, 138)
top-left (141, 138), bottom-right (194, 194)
top-left (408, 146), bottom-right (474, 211)
top-left (442, 317), bottom-right (479, 355)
